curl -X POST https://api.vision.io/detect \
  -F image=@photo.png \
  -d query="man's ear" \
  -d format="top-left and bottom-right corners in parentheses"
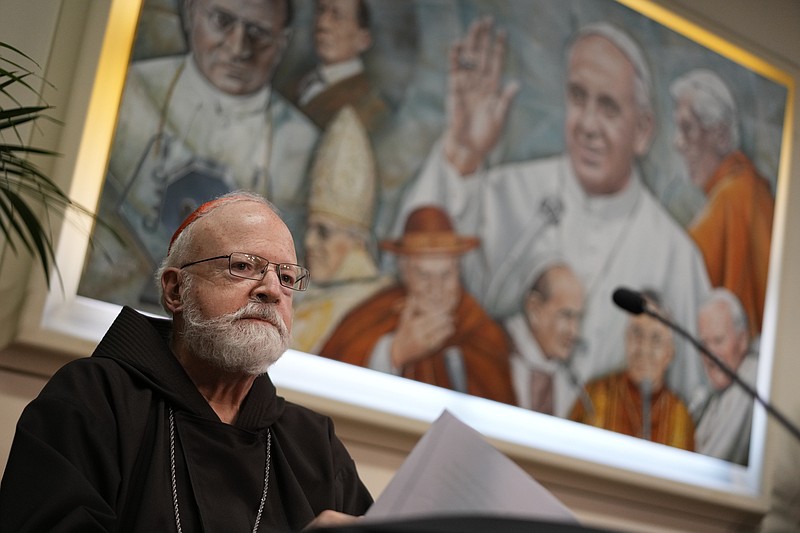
top-left (357, 29), bottom-right (372, 54)
top-left (524, 291), bottom-right (543, 327)
top-left (278, 28), bottom-right (293, 56)
top-left (633, 110), bottom-right (656, 157)
top-left (712, 124), bottom-right (733, 156)
top-left (162, 268), bottom-right (184, 314)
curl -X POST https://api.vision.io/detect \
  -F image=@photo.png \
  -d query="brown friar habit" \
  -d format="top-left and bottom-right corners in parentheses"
top-left (0, 307), bottom-right (372, 533)
top-left (320, 286), bottom-right (516, 405)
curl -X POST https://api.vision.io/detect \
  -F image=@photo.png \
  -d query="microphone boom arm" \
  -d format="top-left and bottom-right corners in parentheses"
top-left (642, 308), bottom-right (800, 444)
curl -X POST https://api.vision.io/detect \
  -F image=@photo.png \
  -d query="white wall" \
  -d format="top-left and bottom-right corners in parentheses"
top-left (1, 0), bottom-right (799, 531)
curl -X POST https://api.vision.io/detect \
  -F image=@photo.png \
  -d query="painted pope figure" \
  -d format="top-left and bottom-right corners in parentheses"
top-left (80, 0), bottom-right (318, 311)
top-left (395, 19), bottom-right (711, 412)
top-left (291, 106), bottom-right (392, 354)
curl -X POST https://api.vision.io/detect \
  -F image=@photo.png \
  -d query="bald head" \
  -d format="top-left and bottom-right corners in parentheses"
top-left (156, 192), bottom-right (296, 312)
top-left (525, 264), bottom-right (585, 362)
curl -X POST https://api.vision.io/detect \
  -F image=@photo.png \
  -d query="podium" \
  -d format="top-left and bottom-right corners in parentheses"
top-left (316, 515), bottom-right (616, 533)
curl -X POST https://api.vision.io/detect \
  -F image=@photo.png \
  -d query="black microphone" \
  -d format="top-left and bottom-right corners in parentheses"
top-left (612, 286), bottom-right (800, 444)
top-left (612, 287), bottom-right (646, 315)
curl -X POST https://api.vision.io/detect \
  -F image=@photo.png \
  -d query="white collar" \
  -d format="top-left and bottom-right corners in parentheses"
top-left (563, 156), bottom-right (642, 220)
top-left (505, 313), bottom-right (561, 373)
top-left (318, 57), bottom-right (364, 86)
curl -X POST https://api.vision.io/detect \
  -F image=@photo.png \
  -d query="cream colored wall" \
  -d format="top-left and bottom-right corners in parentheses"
top-left (1, 1), bottom-right (799, 531)
top-left (0, 1), bottom-right (60, 347)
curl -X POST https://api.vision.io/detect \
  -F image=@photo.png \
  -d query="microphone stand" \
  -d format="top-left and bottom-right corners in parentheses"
top-left (640, 378), bottom-right (651, 441)
top-left (641, 307), bottom-right (800, 444)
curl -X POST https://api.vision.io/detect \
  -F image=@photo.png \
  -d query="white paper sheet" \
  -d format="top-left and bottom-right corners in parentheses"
top-left (365, 410), bottom-right (578, 524)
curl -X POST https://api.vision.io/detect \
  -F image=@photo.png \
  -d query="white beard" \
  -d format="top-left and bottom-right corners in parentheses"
top-left (181, 292), bottom-right (290, 375)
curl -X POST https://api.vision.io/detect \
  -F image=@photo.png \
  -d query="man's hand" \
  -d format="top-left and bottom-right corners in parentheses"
top-left (390, 298), bottom-right (456, 370)
top-left (303, 509), bottom-right (362, 530)
top-left (444, 16), bottom-right (520, 175)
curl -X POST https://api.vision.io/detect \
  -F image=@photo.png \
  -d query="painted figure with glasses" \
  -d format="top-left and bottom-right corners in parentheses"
top-left (80, 0), bottom-right (319, 313)
top-left (0, 192), bottom-right (372, 531)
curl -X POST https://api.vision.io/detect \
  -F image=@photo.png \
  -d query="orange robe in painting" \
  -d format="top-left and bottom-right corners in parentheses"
top-left (689, 151), bottom-right (774, 336)
top-left (569, 372), bottom-right (695, 451)
top-left (319, 286), bottom-right (515, 405)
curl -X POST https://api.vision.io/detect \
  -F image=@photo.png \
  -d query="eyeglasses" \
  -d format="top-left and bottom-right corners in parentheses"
top-left (181, 252), bottom-right (310, 291)
top-left (200, 4), bottom-right (282, 50)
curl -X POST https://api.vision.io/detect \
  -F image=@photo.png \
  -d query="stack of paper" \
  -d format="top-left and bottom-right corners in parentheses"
top-left (365, 410), bottom-right (578, 524)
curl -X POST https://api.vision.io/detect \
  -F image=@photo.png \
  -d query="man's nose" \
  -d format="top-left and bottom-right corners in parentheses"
top-left (252, 266), bottom-right (283, 303)
top-left (577, 102), bottom-right (601, 135)
top-left (225, 22), bottom-right (254, 58)
top-left (316, 10), bottom-right (334, 29)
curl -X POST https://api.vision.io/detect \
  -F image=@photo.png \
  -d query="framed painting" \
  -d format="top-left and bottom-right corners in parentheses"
top-left (17, 0), bottom-right (795, 512)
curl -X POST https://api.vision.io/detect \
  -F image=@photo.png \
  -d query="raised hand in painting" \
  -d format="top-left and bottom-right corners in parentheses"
top-left (443, 16), bottom-right (520, 175)
top-left (390, 295), bottom-right (456, 370)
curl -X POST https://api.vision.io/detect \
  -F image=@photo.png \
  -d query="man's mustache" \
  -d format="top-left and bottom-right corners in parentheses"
top-left (233, 302), bottom-right (287, 332)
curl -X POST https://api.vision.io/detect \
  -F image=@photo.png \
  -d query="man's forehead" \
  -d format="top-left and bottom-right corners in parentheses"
top-left (569, 35), bottom-right (635, 80)
top-left (701, 303), bottom-right (734, 328)
top-left (317, 0), bottom-right (357, 11)
top-left (200, 204), bottom-right (295, 255)
top-left (628, 314), bottom-right (667, 333)
top-left (202, 0), bottom-right (287, 24)
top-left (196, 201), bottom-right (276, 236)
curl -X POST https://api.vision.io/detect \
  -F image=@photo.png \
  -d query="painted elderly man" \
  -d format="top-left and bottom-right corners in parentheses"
top-left (291, 107), bottom-right (392, 353)
top-left (569, 290), bottom-right (695, 451)
top-left (320, 205), bottom-right (515, 404)
top-left (670, 68), bottom-right (774, 337)
top-left (80, 0), bottom-right (318, 311)
top-left (693, 288), bottom-right (758, 465)
top-left (505, 261), bottom-right (586, 417)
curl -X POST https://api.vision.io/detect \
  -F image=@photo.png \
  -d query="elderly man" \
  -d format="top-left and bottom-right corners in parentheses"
top-left (693, 288), bottom-right (758, 465)
top-left (569, 290), bottom-right (695, 451)
top-left (80, 0), bottom-right (318, 311)
top-left (320, 205), bottom-right (515, 404)
top-left (293, 0), bottom-right (388, 132)
top-left (396, 19), bottom-right (710, 411)
top-left (670, 68), bottom-right (774, 338)
top-left (504, 261), bottom-right (585, 417)
top-left (0, 192), bottom-right (371, 531)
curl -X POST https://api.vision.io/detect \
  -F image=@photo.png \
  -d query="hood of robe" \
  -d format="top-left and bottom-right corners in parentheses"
top-left (91, 306), bottom-right (286, 430)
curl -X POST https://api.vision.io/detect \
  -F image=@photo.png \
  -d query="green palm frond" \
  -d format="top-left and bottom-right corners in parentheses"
top-left (1, 42), bottom-right (118, 288)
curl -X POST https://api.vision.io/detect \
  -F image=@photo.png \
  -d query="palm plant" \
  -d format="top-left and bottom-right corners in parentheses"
top-left (1, 42), bottom-right (105, 287)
